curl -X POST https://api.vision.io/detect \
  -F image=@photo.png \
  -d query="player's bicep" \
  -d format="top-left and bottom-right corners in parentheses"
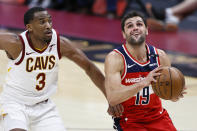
top-left (0, 33), bottom-right (16, 50)
top-left (105, 72), bottom-right (122, 94)
top-left (0, 33), bottom-right (22, 59)
top-left (105, 52), bottom-right (123, 92)
top-left (158, 49), bottom-right (171, 67)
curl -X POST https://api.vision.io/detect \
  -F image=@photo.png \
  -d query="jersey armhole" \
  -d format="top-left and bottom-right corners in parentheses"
top-left (155, 48), bottom-right (160, 66)
top-left (56, 32), bottom-right (61, 59)
top-left (15, 35), bottom-right (25, 65)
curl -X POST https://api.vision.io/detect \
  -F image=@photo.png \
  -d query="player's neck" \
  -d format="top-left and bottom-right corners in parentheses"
top-left (126, 43), bottom-right (148, 62)
top-left (28, 33), bottom-right (48, 50)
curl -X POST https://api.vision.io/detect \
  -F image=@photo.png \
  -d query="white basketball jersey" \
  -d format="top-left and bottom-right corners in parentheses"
top-left (0, 29), bottom-right (61, 105)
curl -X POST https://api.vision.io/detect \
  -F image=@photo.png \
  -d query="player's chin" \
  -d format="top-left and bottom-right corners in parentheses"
top-left (44, 37), bottom-right (52, 43)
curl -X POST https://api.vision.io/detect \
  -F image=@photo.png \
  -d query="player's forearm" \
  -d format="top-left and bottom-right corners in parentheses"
top-left (86, 63), bottom-right (106, 97)
top-left (107, 82), bottom-right (146, 106)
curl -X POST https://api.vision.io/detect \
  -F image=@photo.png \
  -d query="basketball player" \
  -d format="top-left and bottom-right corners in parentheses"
top-left (0, 7), bottom-right (123, 131)
top-left (104, 11), bottom-right (186, 130)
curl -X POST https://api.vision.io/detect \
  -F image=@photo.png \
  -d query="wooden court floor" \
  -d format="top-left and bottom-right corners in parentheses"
top-left (0, 51), bottom-right (197, 131)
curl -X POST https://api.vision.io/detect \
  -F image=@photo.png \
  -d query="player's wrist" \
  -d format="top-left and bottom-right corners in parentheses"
top-left (138, 80), bottom-right (148, 88)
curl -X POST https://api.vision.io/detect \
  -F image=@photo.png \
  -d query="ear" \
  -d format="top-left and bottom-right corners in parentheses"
top-left (122, 31), bottom-right (126, 39)
top-left (146, 28), bottom-right (148, 35)
top-left (26, 24), bottom-right (33, 32)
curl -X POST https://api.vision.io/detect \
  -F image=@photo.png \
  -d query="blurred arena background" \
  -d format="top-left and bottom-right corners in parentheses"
top-left (0, 0), bottom-right (197, 131)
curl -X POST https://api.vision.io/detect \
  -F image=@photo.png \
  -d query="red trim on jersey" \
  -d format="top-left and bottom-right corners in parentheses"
top-left (56, 31), bottom-right (61, 59)
top-left (25, 31), bottom-right (49, 53)
top-left (123, 44), bottom-right (150, 65)
top-left (15, 35), bottom-right (25, 65)
top-left (155, 48), bottom-right (160, 66)
top-left (146, 44), bottom-right (151, 58)
top-left (114, 49), bottom-right (126, 79)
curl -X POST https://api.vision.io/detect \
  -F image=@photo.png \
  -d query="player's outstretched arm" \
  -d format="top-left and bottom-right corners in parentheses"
top-left (0, 32), bottom-right (22, 59)
top-left (59, 36), bottom-right (106, 96)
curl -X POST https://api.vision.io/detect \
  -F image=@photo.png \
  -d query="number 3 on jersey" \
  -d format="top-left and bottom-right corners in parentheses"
top-left (36, 73), bottom-right (46, 91)
top-left (135, 86), bottom-right (150, 105)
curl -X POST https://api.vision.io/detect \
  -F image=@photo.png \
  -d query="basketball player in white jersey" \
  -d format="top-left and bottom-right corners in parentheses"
top-left (0, 7), bottom-right (123, 131)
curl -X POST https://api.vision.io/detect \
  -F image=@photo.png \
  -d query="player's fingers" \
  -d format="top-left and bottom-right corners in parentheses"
top-left (115, 106), bottom-right (122, 117)
top-left (109, 105), bottom-right (121, 118)
top-left (171, 98), bottom-right (179, 102)
top-left (183, 87), bottom-right (187, 90)
top-left (179, 93), bottom-right (184, 97)
top-left (151, 77), bottom-right (158, 82)
top-left (179, 92), bottom-right (186, 98)
top-left (108, 111), bottom-right (113, 116)
top-left (179, 91), bottom-right (187, 98)
top-left (119, 104), bottom-right (124, 113)
top-left (112, 105), bottom-right (122, 117)
top-left (117, 104), bottom-right (124, 115)
top-left (154, 66), bottom-right (163, 72)
top-left (107, 106), bottom-right (114, 116)
top-left (153, 72), bottom-right (161, 77)
top-left (107, 108), bottom-right (110, 114)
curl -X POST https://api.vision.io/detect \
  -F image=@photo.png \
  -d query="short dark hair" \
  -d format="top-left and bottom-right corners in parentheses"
top-left (121, 11), bottom-right (147, 32)
top-left (24, 7), bottom-right (46, 26)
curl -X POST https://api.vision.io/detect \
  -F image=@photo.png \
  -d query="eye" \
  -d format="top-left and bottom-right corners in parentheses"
top-left (40, 20), bottom-right (45, 25)
top-left (137, 23), bottom-right (143, 26)
top-left (48, 19), bottom-right (52, 24)
top-left (127, 24), bottom-right (133, 28)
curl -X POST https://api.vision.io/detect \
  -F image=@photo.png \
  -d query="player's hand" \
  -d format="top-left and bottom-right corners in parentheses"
top-left (171, 86), bottom-right (187, 102)
top-left (107, 104), bottom-right (124, 118)
top-left (143, 66), bottom-right (163, 86)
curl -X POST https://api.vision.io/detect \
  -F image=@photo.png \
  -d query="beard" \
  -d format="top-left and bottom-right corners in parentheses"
top-left (127, 34), bottom-right (146, 46)
top-left (44, 37), bottom-right (52, 43)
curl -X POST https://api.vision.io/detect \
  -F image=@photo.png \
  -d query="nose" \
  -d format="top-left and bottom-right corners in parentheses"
top-left (132, 24), bottom-right (138, 31)
top-left (45, 22), bottom-right (52, 29)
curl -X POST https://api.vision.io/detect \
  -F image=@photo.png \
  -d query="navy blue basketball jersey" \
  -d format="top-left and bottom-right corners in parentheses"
top-left (113, 44), bottom-right (167, 125)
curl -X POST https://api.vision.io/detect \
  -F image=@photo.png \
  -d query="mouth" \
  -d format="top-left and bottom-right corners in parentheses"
top-left (44, 30), bottom-right (52, 37)
top-left (134, 34), bottom-right (139, 37)
top-left (132, 33), bottom-right (140, 38)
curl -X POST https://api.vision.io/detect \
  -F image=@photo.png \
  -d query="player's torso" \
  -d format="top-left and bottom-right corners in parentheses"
top-left (114, 44), bottom-right (164, 122)
top-left (1, 29), bottom-right (61, 105)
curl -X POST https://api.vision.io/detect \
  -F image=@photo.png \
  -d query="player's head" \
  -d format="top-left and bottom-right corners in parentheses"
top-left (121, 11), bottom-right (148, 46)
top-left (24, 7), bottom-right (52, 43)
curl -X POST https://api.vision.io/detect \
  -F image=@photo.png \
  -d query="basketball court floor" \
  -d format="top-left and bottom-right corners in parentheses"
top-left (0, 3), bottom-right (197, 131)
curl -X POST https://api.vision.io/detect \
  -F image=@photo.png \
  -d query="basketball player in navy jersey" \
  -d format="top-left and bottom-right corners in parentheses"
top-left (104, 11), bottom-right (186, 130)
top-left (0, 7), bottom-right (123, 131)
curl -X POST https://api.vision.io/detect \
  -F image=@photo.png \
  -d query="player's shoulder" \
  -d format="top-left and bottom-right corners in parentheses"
top-left (105, 50), bottom-right (124, 65)
top-left (156, 48), bottom-right (171, 66)
top-left (107, 50), bottom-right (123, 59)
top-left (157, 48), bottom-right (167, 57)
top-left (59, 36), bottom-right (72, 47)
top-left (105, 50), bottom-right (124, 71)
top-left (59, 35), bottom-right (69, 42)
top-left (0, 32), bottom-right (20, 43)
top-left (0, 32), bottom-right (23, 50)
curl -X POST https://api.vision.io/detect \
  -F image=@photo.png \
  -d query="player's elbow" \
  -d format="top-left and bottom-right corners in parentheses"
top-left (108, 98), bottom-right (120, 106)
top-left (107, 94), bottom-right (119, 106)
top-left (108, 100), bottom-right (118, 106)
top-left (105, 82), bottom-right (121, 106)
